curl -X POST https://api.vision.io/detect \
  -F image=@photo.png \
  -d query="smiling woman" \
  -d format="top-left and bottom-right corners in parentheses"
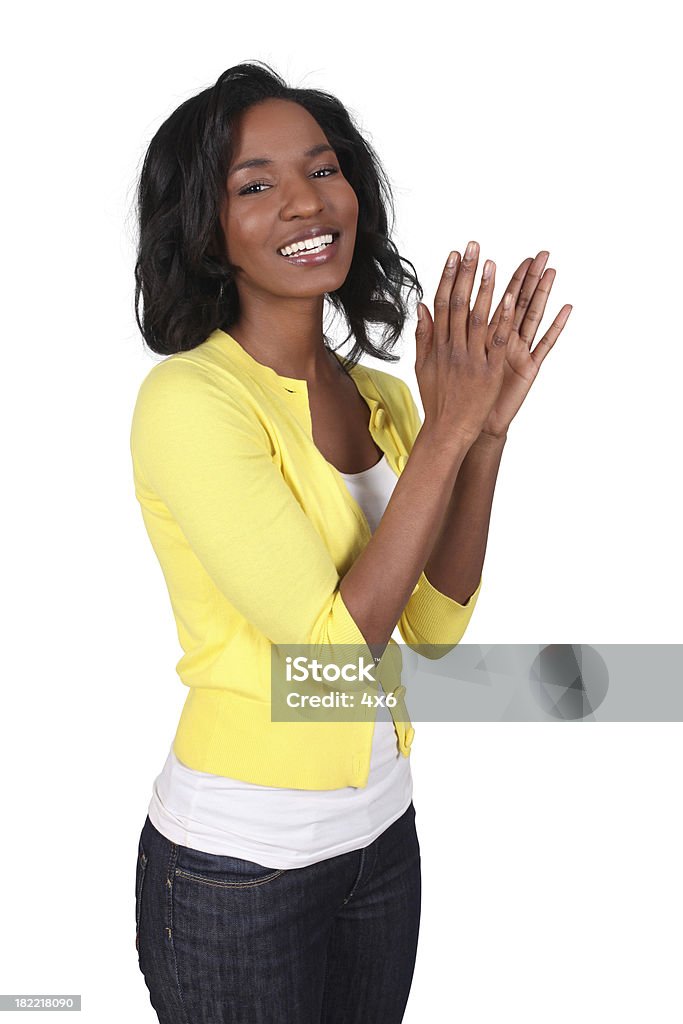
top-left (133, 62), bottom-right (423, 362)
top-left (129, 59), bottom-right (498, 1024)
top-left (216, 98), bottom-right (361, 354)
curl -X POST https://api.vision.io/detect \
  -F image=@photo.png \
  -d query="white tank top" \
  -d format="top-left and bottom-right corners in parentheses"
top-left (147, 452), bottom-right (413, 869)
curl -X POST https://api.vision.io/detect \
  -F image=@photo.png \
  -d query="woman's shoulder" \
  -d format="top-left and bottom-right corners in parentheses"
top-left (130, 346), bottom-right (266, 461)
top-left (133, 342), bottom-right (256, 410)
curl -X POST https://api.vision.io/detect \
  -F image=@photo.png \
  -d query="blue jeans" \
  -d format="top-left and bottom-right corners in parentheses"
top-left (135, 801), bottom-right (421, 1023)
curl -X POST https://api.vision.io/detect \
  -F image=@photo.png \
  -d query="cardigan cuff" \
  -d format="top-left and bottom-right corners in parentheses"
top-left (400, 571), bottom-right (483, 647)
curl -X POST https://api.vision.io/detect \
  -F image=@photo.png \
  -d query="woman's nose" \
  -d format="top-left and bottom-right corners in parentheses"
top-left (280, 178), bottom-right (325, 216)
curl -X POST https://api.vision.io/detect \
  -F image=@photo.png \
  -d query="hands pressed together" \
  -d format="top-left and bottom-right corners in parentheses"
top-left (415, 240), bottom-right (573, 445)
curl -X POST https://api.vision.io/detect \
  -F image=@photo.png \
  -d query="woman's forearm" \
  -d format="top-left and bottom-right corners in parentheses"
top-left (338, 423), bottom-right (472, 658)
top-left (423, 431), bottom-right (507, 605)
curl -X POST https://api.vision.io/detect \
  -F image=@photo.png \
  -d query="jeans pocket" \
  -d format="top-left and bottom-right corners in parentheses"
top-left (135, 842), bottom-right (149, 951)
top-left (174, 845), bottom-right (286, 888)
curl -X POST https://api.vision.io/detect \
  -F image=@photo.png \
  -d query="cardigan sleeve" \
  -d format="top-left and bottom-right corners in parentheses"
top-left (130, 357), bottom-right (372, 655)
top-left (393, 377), bottom-right (483, 658)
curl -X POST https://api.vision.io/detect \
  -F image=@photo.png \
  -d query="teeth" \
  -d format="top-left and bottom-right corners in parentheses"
top-left (279, 233), bottom-right (334, 256)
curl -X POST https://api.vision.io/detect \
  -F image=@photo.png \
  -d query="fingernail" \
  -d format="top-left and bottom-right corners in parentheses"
top-left (466, 241), bottom-right (477, 259)
top-left (483, 259), bottom-right (493, 279)
top-left (447, 251), bottom-right (458, 267)
top-left (504, 292), bottom-right (512, 308)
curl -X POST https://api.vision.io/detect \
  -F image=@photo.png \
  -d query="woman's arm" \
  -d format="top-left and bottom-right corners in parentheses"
top-left (338, 421), bottom-right (476, 662)
top-left (422, 431), bottom-right (506, 606)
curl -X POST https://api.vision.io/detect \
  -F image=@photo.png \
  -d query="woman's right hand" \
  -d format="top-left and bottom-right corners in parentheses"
top-left (415, 240), bottom-right (516, 448)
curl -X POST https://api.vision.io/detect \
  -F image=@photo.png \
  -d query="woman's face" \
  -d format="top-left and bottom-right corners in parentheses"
top-left (218, 98), bottom-right (359, 302)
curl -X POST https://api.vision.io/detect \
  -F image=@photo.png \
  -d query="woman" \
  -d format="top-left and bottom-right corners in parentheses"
top-left (130, 60), bottom-right (571, 1024)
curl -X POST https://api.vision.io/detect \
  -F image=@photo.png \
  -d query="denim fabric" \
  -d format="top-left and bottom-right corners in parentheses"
top-left (134, 802), bottom-right (421, 1023)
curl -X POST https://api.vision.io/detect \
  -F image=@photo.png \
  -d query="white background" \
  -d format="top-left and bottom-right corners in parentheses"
top-left (2, 1), bottom-right (681, 1021)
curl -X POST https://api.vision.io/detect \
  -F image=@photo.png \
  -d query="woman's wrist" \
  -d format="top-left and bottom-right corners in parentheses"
top-left (470, 429), bottom-right (509, 452)
top-left (417, 420), bottom-right (479, 462)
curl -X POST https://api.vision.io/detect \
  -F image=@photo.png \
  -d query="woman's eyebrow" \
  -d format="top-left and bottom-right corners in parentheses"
top-left (228, 143), bottom-right (335, 178)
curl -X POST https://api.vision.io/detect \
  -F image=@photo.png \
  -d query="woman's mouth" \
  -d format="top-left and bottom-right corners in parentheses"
top-left (277, 232), bottom-right (340, 266)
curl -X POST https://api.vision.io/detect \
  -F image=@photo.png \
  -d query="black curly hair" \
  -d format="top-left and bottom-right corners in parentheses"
top-left (132, 60), bottom-right (423, 366)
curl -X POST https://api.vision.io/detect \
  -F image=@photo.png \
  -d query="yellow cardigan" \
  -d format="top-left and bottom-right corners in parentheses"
top-left (129, 328), bottom-right (482, 789)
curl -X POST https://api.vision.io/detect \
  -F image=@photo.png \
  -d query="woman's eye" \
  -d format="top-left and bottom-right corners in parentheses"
top-left (238, 180), bottom-right (269, 196)
top-left (238, 166), bottom-right (339, 196)
top-left (312, 166), bottom-right (339, 179)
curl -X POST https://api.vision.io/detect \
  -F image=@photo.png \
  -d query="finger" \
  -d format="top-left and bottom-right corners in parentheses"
top-left (469, 258), bottom-right (496, 357)
top-left (487, 291), bottom-right (515, 368)
top-left (449, 240), bottom-right (479, 350)
top-left (529, 304), bottom-right (573, 370)
top-left (490, 257), bottom-right (534, 328)
top-left (414, 301), bottom-right (433, 377)
top-left (519, 267), bottom-right (556, 350)
top-left (511, 251), bottom-right (549, 334)
top-left (432, 250), bottom-right (461, 350)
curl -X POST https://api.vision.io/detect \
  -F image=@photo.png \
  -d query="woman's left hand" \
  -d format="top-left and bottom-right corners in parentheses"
top-left (479, 251), bottom-right (573, 441)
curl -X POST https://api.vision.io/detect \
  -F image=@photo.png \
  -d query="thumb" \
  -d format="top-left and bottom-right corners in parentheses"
top-left (415, 302), bottom-right (433, 375)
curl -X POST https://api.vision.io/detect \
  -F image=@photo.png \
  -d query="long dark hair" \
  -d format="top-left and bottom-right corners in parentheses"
top-left (132, 60), bottom-right (423, 365)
